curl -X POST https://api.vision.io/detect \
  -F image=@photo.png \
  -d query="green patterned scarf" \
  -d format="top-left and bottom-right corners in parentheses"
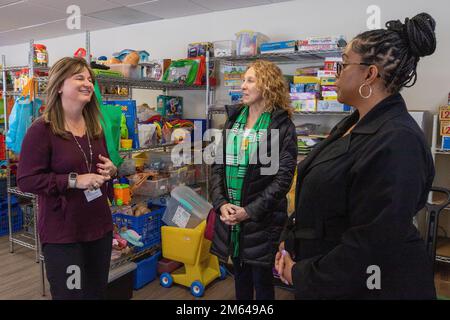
top-left (225, 106), bottom-right (271, 258)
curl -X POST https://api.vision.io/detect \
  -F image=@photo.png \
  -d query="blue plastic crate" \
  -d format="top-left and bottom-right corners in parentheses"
top-left (133, 251), bottom-right (161, 290)
top-left (0, 196), bottom-right (23, 237)
top-left (112, 202), bottom-right (165, 252)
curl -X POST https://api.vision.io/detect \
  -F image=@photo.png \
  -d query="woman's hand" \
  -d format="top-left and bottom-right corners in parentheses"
top-left (278, 249), bottom-right (295, 286)
top-left (228, 204), bottom-right (250, 223)
top-left (219, 203), bottom-right (238, 226)
top-left (76, 173), bottom-right (109, 191)
top-left (97, 154), bottom-right (117, 178)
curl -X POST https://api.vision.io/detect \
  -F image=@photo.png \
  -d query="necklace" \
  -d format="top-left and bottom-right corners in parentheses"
top-left (68, 123), bottom-right (93, 174)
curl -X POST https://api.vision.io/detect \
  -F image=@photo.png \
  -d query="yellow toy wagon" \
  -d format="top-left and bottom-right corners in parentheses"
top-left (159, 220), bottom-right (227, 297)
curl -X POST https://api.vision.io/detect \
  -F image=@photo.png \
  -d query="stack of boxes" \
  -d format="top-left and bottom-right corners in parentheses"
top-left (440, 97), bottom-right (450, 149)
top-left (289, 57), bottom-right (351, 112)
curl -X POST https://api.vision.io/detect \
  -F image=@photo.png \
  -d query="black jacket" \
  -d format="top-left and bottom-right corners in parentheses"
top-left (282, 93), bottom-right (436, 299)
top-left (210, 106), bottom-right (298, 267)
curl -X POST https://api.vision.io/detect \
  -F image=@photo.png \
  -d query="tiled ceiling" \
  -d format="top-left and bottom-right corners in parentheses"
top-left (0, 0), bottom-right (292, 46)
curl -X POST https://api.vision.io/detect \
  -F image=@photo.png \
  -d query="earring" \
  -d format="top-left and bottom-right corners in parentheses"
top-left (359, 83), bottom-right (372, 99)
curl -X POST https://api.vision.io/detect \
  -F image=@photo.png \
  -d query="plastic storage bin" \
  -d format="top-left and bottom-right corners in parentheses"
top-left (213, 40), bottom-right (236, 57)
top-left (131, 177), bottom-right (169, 198)
top-left (186, 167), bottom-right (196, 186)
top-left (164, 166), bottom-right (188, 191)
top-left (118, 158), bottom-right (136, 176)
top-left (112, 202), bottom-right (165, 252)
top-left (235, 30), bottom-right (270, 56)
top-left (162, 186), bottom-right (212, 228)
top-left (108, 64), bottom-right (140, 78)
top-left (107, 262), bottom-right (137, 300)
top-left (134, 251), bottom-right (161, 290)
top-left (0, 196), bottom-right (23, 236)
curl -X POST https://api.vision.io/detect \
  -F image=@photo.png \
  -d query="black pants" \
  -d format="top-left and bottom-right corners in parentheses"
top-left (42, 232), bottom-right (112, 300)
top-left (232, 258), bottom-right (275, 300)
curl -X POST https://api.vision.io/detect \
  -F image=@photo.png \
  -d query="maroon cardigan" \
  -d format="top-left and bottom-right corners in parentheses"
top-left (17, 118), bottom-right (113, 245)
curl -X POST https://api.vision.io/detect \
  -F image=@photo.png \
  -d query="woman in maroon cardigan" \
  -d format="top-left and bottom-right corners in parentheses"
top-left (18, 57), bottom-right (117, 300)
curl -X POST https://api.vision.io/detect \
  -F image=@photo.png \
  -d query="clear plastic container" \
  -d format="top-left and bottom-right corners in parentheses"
top-left (108, 64), bottom-right (140, 78)
top-left (118, 158), bottom-right (136, 176)
top-left (147, 151), bottom-right (191, 170)
top-left (131, 177), bottom-right (169, 198)
top-left (235, 30), bottom-right (270, 56)
top-left (213, 40), bottom-right (236, 57)
top-left (186, 167), bottom-right (196, 186)
top-left (162, 186), bottom-right (212, 228)
top-left (164, 166), bottom-right (188, 191)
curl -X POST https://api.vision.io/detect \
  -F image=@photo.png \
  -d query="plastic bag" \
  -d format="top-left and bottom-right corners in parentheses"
top-left (94, 81), bottom-right (124, 167)
top-left (5, 96), bottom-right (39, 155)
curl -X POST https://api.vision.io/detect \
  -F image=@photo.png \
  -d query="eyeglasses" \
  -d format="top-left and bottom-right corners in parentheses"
top-left (336, 61), bottom-right (372, 77)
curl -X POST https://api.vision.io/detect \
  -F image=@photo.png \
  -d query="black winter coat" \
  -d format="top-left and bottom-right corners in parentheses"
top-left (210, 106), bottom-right (298, 267)
top-left (282, 93), bottom-right (436, 299)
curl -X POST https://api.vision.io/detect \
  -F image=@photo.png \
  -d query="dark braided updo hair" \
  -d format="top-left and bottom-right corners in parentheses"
top-left (351, 12), bottom-right (436, 94)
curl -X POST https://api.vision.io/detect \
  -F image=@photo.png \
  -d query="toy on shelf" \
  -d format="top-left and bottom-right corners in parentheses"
top-left (213, 40), bottom-right (236, 57)
top-left (160, 219), bottom-right (226, 297)
top-left (113, 49), bottom-right (149, 64)
top-left (260, 40), bottom-right (297, 54)
top-left (187, 42), bottom-right (213, 58)
top-left (33, 44), bottom-right (48, 67)
top-left (140, 59), bottom-right (171, 81)
top-left (113, 183), bottom-right (131, 206)
top-left (162, 57), bottom-right (205, 85)
top-left (157, 95), bottom-right (183, 120)
top-left (73, 48), bottom-right (93, 60)
top-left (235, 30), bottom-right (270, 56)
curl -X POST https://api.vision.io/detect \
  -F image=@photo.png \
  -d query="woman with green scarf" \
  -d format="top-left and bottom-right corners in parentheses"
top-left (210, 60), bottom-right (297, 300)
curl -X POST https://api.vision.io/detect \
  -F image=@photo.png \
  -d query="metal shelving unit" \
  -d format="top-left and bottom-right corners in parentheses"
top-left (211, 49), bottom-right (343, 65)
top-left (1, 39), bottom-right (47, 296)
top-left (119, 143), bottom-right (178, 156)
top-left (96, 75), bottom-right (207, 91)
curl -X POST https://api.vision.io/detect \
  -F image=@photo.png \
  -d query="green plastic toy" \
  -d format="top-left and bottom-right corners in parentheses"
top-left (120, 113), bottom-right (129, 139)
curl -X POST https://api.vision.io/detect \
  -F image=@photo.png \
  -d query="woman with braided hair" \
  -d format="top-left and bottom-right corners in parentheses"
top-left (275, 13), bottom-right (437, 299)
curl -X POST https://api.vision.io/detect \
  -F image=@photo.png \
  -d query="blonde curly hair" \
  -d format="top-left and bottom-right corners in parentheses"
top-left (247, 60), bottom-right (292, 117)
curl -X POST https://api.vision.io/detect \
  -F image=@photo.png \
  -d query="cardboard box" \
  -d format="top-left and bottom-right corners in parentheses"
top-left (291, 99), bottom-right (316, 112)
top-left (439, 106), bottom-right (450, 121)
top-left (440, 121), bottom-right (450, 136)
top-left (261, 40), bottom-right (297, 53)
top-left (317, 100), bottom-right (345, 112)
top-left (442, 136), bottom-right (450, 150)
top-left (290, 92), bottom-right (317, 100)
top-left (317, 70), bottom-right (336, 78)
top-left (320, 77), bottom-right (336, 86)
top-left (294, 76), bottom-right (319, 84)
top-left (157, 95), bottom-right (183, 120)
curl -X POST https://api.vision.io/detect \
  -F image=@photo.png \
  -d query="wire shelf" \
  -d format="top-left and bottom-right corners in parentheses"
top-left (0, 65), bottom-right (50, 72)
top-left (96, 76), bottom-right (207, 90)
top-left (212, 49), bottom-right (343, 65)
top-left (436, 255), bottom-right (450, 264)
top-left (8, 187), bottom-right (36, 199)
top-left (294, 111), bottom-right (352, 116)
top-left (119, 143), bottom-right (178, 155)
top-left (110, 244), bottom-right (160, 270)
top-left (435, 149), bottom-right (450, 155)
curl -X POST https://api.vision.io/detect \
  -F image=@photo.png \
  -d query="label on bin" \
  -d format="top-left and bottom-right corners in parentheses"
top-left (172, 205), bottom-right (191, 228)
